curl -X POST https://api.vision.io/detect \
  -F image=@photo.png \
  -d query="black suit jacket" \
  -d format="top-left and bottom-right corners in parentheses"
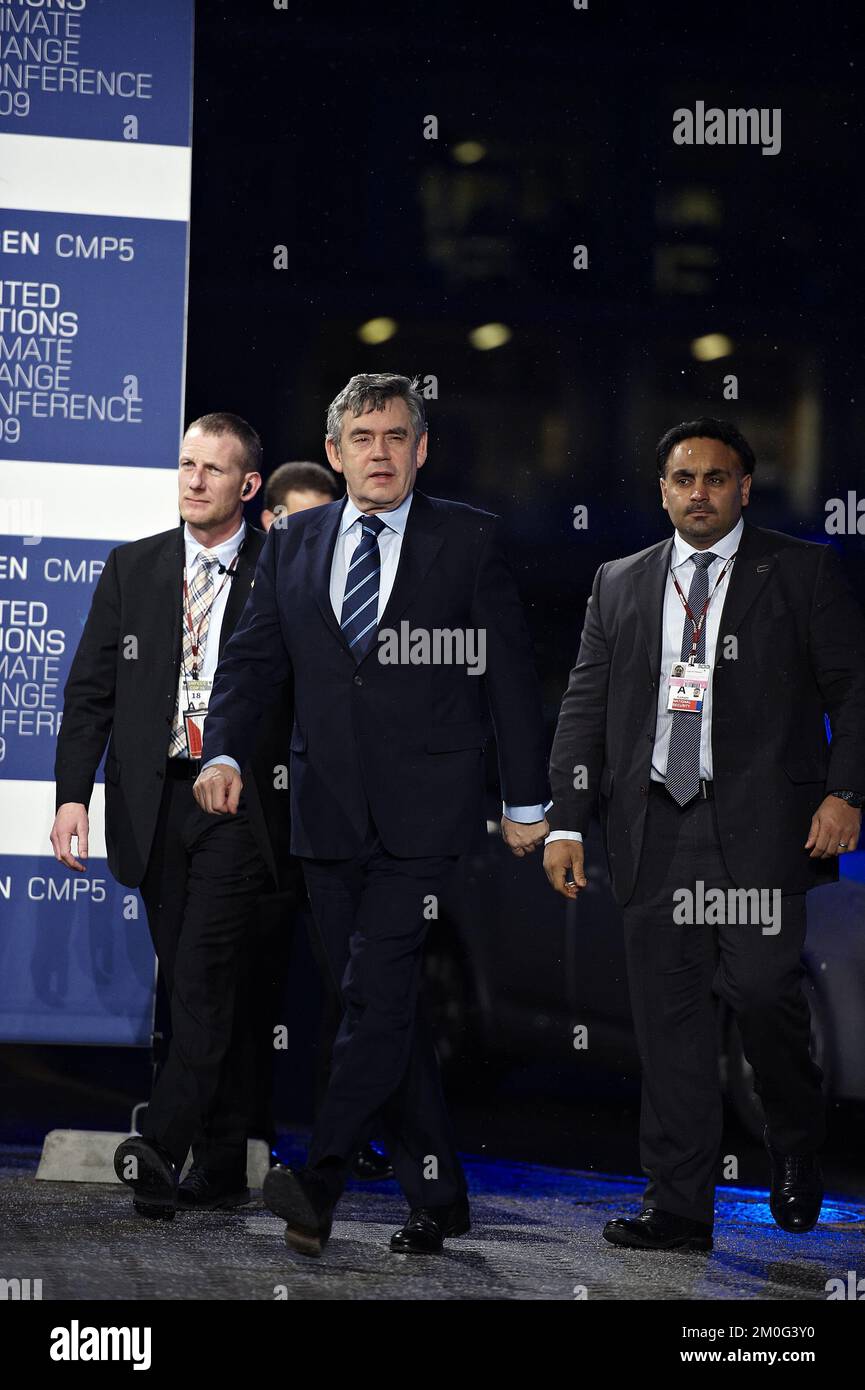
top-left (202, 490), bottom-right (550, 859)
top-left (55, 523), bottom-right (292, 889)
top-left (549, 522), bottom-right (865, 904)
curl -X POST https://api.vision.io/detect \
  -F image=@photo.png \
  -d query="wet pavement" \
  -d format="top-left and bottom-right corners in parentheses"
top-left (1, 1137), bottom-right (863, 1301)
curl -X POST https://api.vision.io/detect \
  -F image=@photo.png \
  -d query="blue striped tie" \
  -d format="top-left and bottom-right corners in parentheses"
top-left (664, 551), bottom-right (717, 806)
top-left (340, 514), bottom-right (386, 662)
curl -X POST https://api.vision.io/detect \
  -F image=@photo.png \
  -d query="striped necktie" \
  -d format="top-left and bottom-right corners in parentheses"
top-left (168, 549), bottom-right (219, 756)
top-left (340, 514), bottom-right (386, 662)
top-left (664, 551), bottom-right (717, 806)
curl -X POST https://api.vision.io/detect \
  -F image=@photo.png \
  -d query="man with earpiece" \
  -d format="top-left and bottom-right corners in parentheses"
top-left (52, 412), bottom-right (292, 1220)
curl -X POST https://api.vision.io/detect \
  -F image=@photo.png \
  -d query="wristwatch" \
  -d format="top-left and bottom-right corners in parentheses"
top-left (828, 790), bottom-right (865, 810)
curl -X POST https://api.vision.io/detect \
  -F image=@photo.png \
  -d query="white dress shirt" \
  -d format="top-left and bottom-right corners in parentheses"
top-left (173, 519), bottom-right (246, 758)
top-left (546, 517), bottom-right (743, 844)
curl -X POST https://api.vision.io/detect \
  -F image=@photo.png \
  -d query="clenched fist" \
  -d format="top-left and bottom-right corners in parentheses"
top-left (193, 763), bottom-right (243, 815)
top-left (501, 816), bottom-right (549, 857)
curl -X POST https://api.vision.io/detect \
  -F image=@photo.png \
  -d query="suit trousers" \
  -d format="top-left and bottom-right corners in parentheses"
top-left (622, 782), bottom-right (825, 1224)
top-left (300, 822), bottom-right (466, 1209)
top-left (139, 768), bottom-right (273, 1175)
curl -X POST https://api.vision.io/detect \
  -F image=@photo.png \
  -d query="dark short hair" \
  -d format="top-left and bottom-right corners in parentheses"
top-left (326, 372), bottom-right (427, 447)
top-left (185, 412), bottom-right (263, 474)
top-left (656, 417), bottom-right (757, 478)
top-left (264, 460), bottom-right (340, 512)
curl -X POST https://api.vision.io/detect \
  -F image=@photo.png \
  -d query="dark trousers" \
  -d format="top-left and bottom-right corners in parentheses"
top-left (139, 767), bottom-right (273, 1175)
top-left (300, 823), bottom-right (466, 1209)
top-left (246, 887), bottom-right (301, 1145)
top-left (622, 783), bottom-right (825, 1225)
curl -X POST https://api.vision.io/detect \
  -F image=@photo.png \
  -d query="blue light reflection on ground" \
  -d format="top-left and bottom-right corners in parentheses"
top-left (272, 1135), bottom-right (864, 1227)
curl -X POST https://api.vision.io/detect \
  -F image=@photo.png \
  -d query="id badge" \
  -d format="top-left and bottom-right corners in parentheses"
top-left (667, 661), bottom-right (710, 713)
top-left (182, 676), bottom-right (212, 758)
top-left (183, 705), bottom-right (208, 759)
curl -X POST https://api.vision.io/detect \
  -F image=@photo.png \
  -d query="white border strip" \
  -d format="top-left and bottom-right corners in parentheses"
top-left (0, 134), bottom-right (192, 222)
top-left (0, 780), bottom-right (106, 858)
top-left (0, 459), bottom-right (178, 541)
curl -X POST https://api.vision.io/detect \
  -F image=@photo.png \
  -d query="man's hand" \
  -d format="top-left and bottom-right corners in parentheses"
top-left (805, 795), bottom-right (862, 859)
top-left (543, 838), bottom-right (587, 899)
top-left (50, 802), bottom-right (89, 872)
top-left (193, 763), bottom-right (243, 815)
top-left (501, 816), bottom-right (549, 857)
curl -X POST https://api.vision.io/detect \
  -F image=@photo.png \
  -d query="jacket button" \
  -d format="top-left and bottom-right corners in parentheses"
top-left (640, 785), bottom-right (648, 796)
top-left (353, 674), bottom-right (363, 687)
top-left (156, 770), bottom-right (164, 780)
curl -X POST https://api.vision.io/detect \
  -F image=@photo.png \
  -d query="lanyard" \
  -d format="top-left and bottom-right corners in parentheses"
top-left (182, 549), bottom-right (240, 678)
top-left (670, 553), bottom-right (735, 662)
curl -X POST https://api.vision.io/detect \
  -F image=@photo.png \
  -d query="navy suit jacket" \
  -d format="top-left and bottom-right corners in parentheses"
top-left (203, 490), bottom-right (550, 859)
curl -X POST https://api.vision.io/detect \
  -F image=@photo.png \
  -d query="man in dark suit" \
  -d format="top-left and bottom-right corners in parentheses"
top-left (545, 417), bottom-right (865, 1251)
top-left (51, 412), bottom-right (291, 1218)
top-left (259, 460), bottom-right (394, 1184)
top-left (195, 372), bottom-right (550, 1254)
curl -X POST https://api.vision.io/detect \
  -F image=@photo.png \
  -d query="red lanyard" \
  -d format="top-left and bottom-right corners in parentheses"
top-left (670, 554), bottom-right (735, 662)
top-left (182, 552), bottom-right (239, 677)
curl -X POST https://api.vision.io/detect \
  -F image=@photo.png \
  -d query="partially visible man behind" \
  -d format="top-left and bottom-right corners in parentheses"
top-left (51, 412), bottom-right (292, 1219)
top-left (261, 460), bottom-right (340, 530)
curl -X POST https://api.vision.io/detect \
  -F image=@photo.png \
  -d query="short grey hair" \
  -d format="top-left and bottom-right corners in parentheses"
top-left (326, 373), bottom-right (427, 449)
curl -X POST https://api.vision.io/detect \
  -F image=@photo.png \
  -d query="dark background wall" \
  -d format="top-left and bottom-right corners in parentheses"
top-left (3, 0), bottom-right (864, 1181)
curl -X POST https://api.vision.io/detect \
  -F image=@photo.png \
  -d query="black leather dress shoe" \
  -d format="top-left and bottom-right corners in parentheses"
top-left (114, 1136), bottom-right (178, 1220)
top-left (262, 1165), bottom-right (334, 1256)
top-left (765, 1130), bottom-right (823, 1234)
top-left (390, 1197), bottom-right (471, 1254)
top-left (177, 1165), bottom-right (250, 1211)
top-left (603, 1208), bottom-right (713, 1251)
top-left (351, 1144), bottom-right (395, 1182)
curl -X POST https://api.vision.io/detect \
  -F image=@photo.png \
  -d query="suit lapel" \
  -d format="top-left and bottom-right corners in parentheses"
top-left (307, 500), bottom-right (350, 652)
top-left (155, 525), bottom-right (185, 671)
top-left (630, 536), bottom-right (673, 676)
top-left (715, 522), bottom-right (776, 638)
top-left (374, 491), bottom-right (444, 642)
top-left (219, 527), bottom-right (264, 658)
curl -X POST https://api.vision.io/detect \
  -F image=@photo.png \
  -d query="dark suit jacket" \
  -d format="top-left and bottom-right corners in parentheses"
top-left (548, 522), bottom-right (865, 904)
top-left (55, 523), bottom-right (292, 889)
top-left (202, 490), bottom-right (550, 859)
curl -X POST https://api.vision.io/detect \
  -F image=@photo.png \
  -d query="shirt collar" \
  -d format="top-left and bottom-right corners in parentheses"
top-left (672, 515), bottom-right (744, 570)
top-left (340, 490), bottom-right (414, 537)
top-left (183, 518), bottom-right (246, 568)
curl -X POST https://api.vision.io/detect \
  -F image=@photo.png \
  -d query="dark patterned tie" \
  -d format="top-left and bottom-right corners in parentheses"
top-left (340, 514), bottom-right (386, 662)
top-left (664, 551), bottom-right (717, 806)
